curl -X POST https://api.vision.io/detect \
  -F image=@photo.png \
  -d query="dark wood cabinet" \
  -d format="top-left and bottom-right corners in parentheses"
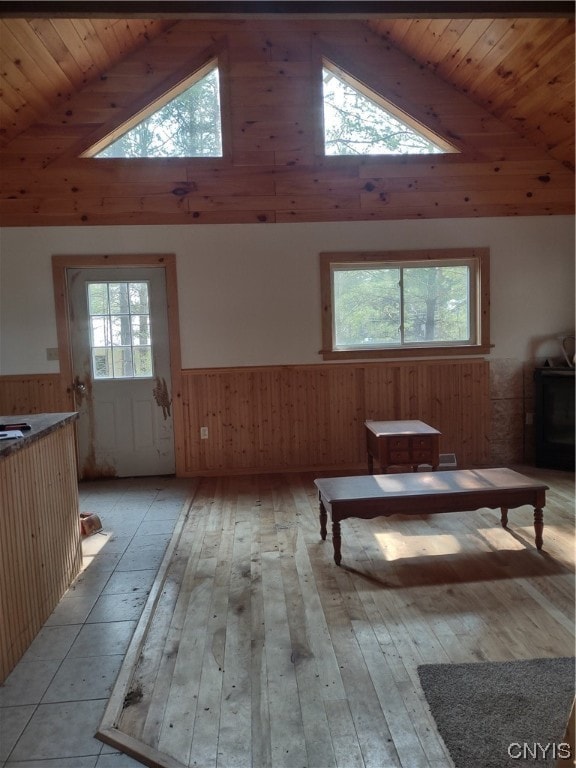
top-left (365, 420), bottom-right (441, 473)
top-left (534, 368), bottom-right (575, 471)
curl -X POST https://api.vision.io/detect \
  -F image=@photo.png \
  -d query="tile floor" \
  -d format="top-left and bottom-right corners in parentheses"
top-left (0, 476), bottom-right (194, 768)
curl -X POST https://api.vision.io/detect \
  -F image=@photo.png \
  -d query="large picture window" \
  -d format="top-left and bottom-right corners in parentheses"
top-left (320, 249), bottom-right (490, 360)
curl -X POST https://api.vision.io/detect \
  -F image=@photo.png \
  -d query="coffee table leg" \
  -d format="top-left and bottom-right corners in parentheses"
top-left (332, 520), bottom-right (342, 565)
top-left (534, 507), bottom-right (544, 550)
top-left (500, 507), bottom-right (508, 528)
top-left (319, 498), bottom-right (327, 540)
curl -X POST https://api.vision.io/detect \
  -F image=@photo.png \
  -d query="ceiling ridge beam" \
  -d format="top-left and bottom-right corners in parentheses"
top-left (0, 2), bottom-right (574, 19)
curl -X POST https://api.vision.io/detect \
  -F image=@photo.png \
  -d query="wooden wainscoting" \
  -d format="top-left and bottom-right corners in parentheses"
top-left (180, 359), bottom-right (491, 475)
top-left (0, 360), bottom-right (491, 475)
top-left (0, 374), bottom-right (72, 415)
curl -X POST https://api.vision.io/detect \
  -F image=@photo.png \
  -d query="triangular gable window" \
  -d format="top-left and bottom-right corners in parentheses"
top-left (322, 60), bottom-right (457, 157)
top-left (90, 62), bottom-right (222, 158)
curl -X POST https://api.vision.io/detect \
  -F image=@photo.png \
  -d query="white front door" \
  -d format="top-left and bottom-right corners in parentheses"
top-left (68, 266), bottom-right (175, 479)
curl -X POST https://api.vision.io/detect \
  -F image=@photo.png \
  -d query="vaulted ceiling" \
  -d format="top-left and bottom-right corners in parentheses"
top-left (1, 11), bottom-right (573, 168)
top-left (0, 4), bottom-right (573, 226)
top-left (369, 15), bottom-right (574, 172)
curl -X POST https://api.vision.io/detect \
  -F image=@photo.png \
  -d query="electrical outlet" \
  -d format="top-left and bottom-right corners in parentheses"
top-left (46, 347), bottom-right (59, 361)
top-left (200, 426), bottom-right (209, 439)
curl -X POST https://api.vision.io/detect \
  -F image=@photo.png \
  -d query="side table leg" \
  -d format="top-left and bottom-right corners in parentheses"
top-left (319, 498), bottom-right (327, 540)
top-left (534, 507), bottom-right (544, 550)
top-left (367, 453), bottom-right (374, 474)
top-left (500, 507), bottom-right (508, 528)
top-left (332, 520), bottom-right (342, 566)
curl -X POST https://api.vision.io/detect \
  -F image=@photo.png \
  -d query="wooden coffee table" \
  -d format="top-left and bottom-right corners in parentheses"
top-left (314, 468), bottom-right (548, 566)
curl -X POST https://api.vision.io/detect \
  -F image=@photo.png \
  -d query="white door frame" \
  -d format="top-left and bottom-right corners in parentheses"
top-left (52, 253), bottom-right (184, 477)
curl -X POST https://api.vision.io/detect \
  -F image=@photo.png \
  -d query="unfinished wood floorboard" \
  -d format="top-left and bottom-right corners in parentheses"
top-left (98, 468), bottom-right (575, 768)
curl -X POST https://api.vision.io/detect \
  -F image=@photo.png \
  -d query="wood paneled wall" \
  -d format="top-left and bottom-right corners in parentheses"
top-left (180, 359), bottom-right (490, 475)
top-left (0, 19), bottom-right (573, 226)
top-left (0, 422), bottom-right (82, 681)
top-left (0, 359), bottom-right (491, 475)
top-left (0, 374), bottom-right (72, 416)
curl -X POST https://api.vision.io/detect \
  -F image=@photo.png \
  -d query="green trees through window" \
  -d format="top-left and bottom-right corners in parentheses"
top-left (95, 67), bottom-right (222, 158)
top-left (333, 264), bottom-right (470, 347)
top-left (88, 55), bottom-right (455, 160)
top-left (320, 249), bottom-right (490, 360)
top-left (322, 64), bottom-right (450, 156)
top-left (87, 281), bottom-right (153, 378)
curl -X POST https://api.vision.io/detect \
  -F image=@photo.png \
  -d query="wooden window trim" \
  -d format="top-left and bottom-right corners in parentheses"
top-left (320, 248), bottom-right (491, 361)
top-left (67, 39), bottom-right (232, 164)
top-left (321, 58), bottom-right (459, 156)
top-left (311, 36), bottom-right (464, 160)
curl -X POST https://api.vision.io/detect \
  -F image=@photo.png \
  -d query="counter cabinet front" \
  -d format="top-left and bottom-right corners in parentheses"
top-left (0, 413), bottom-right (82, 682)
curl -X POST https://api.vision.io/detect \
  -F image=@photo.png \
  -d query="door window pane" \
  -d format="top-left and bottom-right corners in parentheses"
top-left (92, 347), bottom-right (112, 378)
top-left (133, 346), bottom-right (153, 377)
top-left (129, 282), bottom-right (150, 313)
top-left (87, 281), bottom-right (153, 379)
top-left (111, 315), bottom-right (132, 346)
top-left (131, 315), bottom-right (151, 345)
top-left (108, 283), bottom-right (129, 314)
top-left (112, 347), bottom-right (134, 378)
top-left (88, 283), bottom-right (109, 315)
top-left (90, 316), bottom-right (110, 348)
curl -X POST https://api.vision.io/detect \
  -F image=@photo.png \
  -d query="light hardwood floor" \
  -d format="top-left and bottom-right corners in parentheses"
top-left (100, 467), bottom-right (575, 768)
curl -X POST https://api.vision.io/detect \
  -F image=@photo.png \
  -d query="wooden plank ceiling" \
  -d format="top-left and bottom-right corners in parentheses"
top-left (0, 10), bottom-right (573, 226)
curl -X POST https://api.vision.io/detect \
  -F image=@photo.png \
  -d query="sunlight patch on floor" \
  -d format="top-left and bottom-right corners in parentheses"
top-left (475, 524), bottom-right (531, 551)
top-left (79, 531), bottom-right (111, 571)
top-left (374, 530), bottom-right (462, 560)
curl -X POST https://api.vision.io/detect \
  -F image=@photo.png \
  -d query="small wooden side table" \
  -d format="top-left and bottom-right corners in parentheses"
top-left (365, 419), bottom-right (441, 473)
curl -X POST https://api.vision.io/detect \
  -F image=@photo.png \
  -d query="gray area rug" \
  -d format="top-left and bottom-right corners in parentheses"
top-left (418, 657), bottom-right (575, 768)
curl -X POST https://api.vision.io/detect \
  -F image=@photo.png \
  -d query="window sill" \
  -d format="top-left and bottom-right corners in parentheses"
top-left (320, 344), bottom-right (491, 361)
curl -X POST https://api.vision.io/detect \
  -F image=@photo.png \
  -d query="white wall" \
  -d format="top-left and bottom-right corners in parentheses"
top-left (0, 216), bottom-right (574, 374)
